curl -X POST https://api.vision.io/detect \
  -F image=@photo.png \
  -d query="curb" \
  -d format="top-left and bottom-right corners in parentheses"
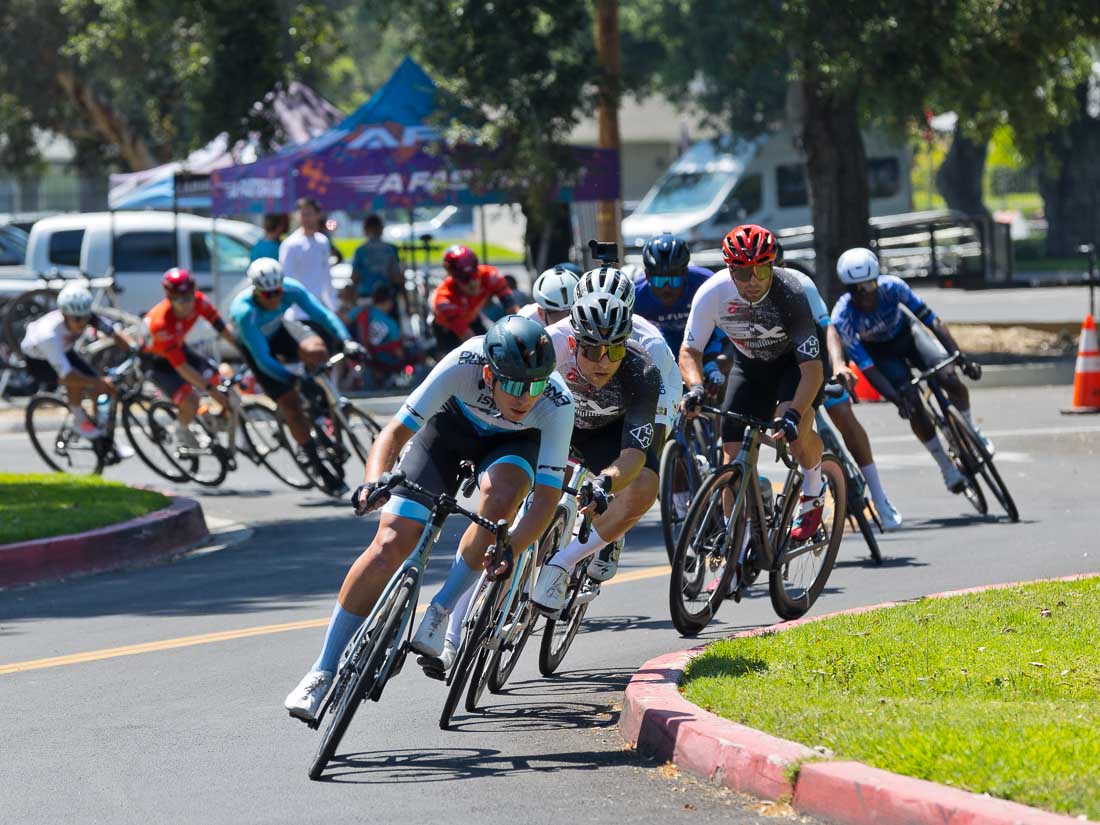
top-left (620, 573), bottom-right (1100, 825)
top-left (0, 496), bottom-right (209, 589)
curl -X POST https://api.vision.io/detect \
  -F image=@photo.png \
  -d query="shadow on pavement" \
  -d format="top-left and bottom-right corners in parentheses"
top-left (834, 555), bottom-right (927, 570)
top-left (494, 667), bottom-right (635, 699)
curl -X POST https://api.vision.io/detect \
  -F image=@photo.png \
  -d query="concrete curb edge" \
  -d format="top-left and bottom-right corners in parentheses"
top-left (619, 573), bottom-right (1100, 825)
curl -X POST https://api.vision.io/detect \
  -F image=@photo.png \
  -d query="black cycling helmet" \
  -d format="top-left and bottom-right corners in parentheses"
top-left (484, 315), bottom-right (556, 382)
top-left (642, 232), bottom-right (691, 277)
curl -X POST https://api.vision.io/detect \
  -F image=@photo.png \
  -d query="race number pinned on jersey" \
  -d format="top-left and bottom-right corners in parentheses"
top-left (629, 424), bottom-right (654, 450)
top-left (797, 335), bottom-right (820, 359)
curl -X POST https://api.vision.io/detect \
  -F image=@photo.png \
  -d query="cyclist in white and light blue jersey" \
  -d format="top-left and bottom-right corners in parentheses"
top-left (788, 268), bottom-right (901, 530)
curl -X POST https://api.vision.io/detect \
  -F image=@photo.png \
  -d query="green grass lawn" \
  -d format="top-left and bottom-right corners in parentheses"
top-left (333, 238), bottom-right (525, 265)
top-left (0, 472), bottom-right (169, 545)
top-left (682, 578), bottom-right (1100, 819)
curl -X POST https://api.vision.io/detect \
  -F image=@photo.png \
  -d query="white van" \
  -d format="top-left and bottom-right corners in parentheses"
top-left (22, 212), bottom-right (260, 314)
top-left (621, 126), bottom-right (912, 251)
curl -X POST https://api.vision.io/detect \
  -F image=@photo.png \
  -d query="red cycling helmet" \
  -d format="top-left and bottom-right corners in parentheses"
top-left (722, 224), bottom-right (778, 267)
top-left (162, 267), bottom-right (195, 293)
top-left (442, 245), bottom-right (479, 280)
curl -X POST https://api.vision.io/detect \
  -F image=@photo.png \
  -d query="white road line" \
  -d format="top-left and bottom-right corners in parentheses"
top-left (869, 424), bottom-right (1100, 445)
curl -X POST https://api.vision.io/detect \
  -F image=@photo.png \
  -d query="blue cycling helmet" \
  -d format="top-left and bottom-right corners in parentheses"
top-left (642, 233), bottom-right (691, 277)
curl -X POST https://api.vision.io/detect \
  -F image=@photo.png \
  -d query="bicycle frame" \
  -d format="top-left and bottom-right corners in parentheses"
top-left (815, 409), bottom-right (866, 502)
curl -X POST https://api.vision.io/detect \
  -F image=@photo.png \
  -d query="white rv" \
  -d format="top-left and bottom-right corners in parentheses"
top-left (621, 126), bottom-right (912, 251)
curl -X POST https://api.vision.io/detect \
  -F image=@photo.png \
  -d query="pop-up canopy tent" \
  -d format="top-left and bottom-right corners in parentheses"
top-left (108, 82), bottom-right (343, 211)
top-left (210, 57), bottom-right (619, 215)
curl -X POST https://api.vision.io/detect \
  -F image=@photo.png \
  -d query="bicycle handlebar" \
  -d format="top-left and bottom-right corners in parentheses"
top-left (908, 351), bottom-right (963, 387)
top-left (366, 471), bottom-right (511, 545)
top-left (697, 403), bottom-right (798, 470)
top-left (563, 479), bottom-right (614, 544)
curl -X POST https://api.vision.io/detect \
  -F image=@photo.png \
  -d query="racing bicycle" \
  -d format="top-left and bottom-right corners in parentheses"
top-left (658, 406), bottom-right (721, 563)
top-left (815, 407), bottom-right (883, 565)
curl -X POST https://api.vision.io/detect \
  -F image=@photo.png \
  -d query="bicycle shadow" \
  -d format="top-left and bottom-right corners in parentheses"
top-left (571, 613), bottom-right (679, 635)
top-left (492, 667), bottom-right (635, 699)
top-left (902, 514), bottom-right (1032, 530)
top-left (834, 555), bottom-right (927, 570)
top-left (444, 699), bottom-right (618, 735)
top-left (322, 744), bottom-right (638, 784)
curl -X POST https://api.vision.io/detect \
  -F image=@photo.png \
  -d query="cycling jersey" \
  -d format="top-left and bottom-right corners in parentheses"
top-left (395, 336), bottom-right (575, 491)
top-left (143, 290), bottom-right (225, 367)
top-left (230, 276), bottom-right (350, 383)
top-left (684, 266), bottom-right (821, 364)
top-left (21, 309), bottom-right (115, 377)
top-left (790, 272), bottom-right (830, 328)
top-left (633, 265), bottom-right (716, 354)
top-left (631, 313), bottom-right (682, 429)
top-left (517, 302), bottom-right (548, 325)
top-left (431, 266), bottom-right (514, 337)
top-left (545, 319), bottom-right (661, 454)
top-left (830, 275), bottom-right (937, 370)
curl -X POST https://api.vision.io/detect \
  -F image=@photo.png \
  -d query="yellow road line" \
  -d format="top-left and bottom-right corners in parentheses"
top-left (0, 564), bottom-right (673, 676)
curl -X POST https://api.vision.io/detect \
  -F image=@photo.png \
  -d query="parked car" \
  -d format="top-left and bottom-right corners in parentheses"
top-left (621, 125), bottom-right (912, 251)
top-left (382, 204), bottom-right (475, 244)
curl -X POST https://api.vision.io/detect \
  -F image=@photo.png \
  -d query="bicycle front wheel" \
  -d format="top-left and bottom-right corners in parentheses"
top-left (659, 439), bottom-right (695, 564)
top-left (940, 413), bottom-right (988, 516)
top-left (769, 456), bottom-right (846, 620)
top-left (440, 576), bottom-right (503, 729)
top-left (122, 397), bottom-right (190, 483)
top-left (310, 571), bottom-right (417, 780)
top-left (26, 394), bottom-right (103, 475)
top-left (340, 404), bottom-right (382, 466)
top-left (668, 463), bottom-right (744, 636)
top-left (853, 503), bottom-right (882, 565)
top-left (538, 584), bottom-right (589, 676)
top-left (146, 401), bottom-right (227, 487)
top-left (240, 401), bottom-right (313, 490)
top-left (947, 408), bottom-right (1019, 522)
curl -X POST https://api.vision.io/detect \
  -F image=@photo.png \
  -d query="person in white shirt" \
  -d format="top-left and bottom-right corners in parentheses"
top-left (279, 197), bottom-right (336, 323)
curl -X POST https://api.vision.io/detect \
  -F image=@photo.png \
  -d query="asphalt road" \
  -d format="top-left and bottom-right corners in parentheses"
top-left (2, 385), bottom-right (1098, 825)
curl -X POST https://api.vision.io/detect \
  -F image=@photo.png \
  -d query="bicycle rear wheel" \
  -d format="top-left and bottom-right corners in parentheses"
top-left (538, 582), bottom-right (589, 676)
top-left (122, 397), bottom-right (190, 483)
top-left (147, 401), bottom-right (228, 487)
top-left (854, 503), bottom-right (882, 565)
top-left (309, 572), bottom-right (417, 780)
top-left (941, 413), bottom-right (988, 515)
top-left (769, 456), bottom-right (846, 620)
top-left (947, 408), bottom-right (1019, 522)
top-left (341, 404), bottom-right (382, 465)
top-left (668, 464), bottom-right (743, 636)
top-left (659, 439), bottom-right (695, 564)
top-left (26, 394), bottom-right (103, 475)
top-left (486, 547), bottom-right (548, 693)
top-left (240, 401), bottom-right (313, 490)
top-left (440, 576), bottom-right (503, 729)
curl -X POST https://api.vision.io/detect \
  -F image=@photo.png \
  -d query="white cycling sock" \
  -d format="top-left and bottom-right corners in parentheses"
top-left (922, 436), bottom-right (954, 471)
top-left (801, 462), bottom-right (823, 498)
top-left (859, 462), bottom-right (888, 504)
top-left (550, 526), bottom-right (608, 572)
top-left (446, 549), bottom-right (471, 647)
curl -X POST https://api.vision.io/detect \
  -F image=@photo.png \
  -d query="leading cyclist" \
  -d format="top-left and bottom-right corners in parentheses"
top-left (679, 224), bottom-right (827, 542)
top-left (830, 247), bottom-right (992, 494)
top-left (231, 257), bottom-right (362, 496)
top-left (284, 316), bottom-right (573, 721)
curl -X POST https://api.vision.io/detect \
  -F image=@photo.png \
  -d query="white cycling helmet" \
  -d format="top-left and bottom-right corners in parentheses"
top-left (836, 247), bottom-right (880, 285)
top-left (575, 265), bottom-right (636, 312)
top-left (532, 265), bottom-right (580, 312)
top-left (57, 282), bottom-right (94, 317)
top-left (570, 293), bottom-right (633, 346)
top-left (247, 257), bottom-right (285, 291)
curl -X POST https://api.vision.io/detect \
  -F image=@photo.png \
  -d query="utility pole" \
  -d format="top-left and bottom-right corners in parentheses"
top-left (594, 0), bottom-right (622, 251)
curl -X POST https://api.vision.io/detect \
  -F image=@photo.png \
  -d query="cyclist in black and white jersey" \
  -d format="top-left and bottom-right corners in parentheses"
top-left (530, 292), bottom-right (663, 613)
top-left (679, 223), bottom-right (828, 542)
top-left (285, 316), bottom-right (574, 721)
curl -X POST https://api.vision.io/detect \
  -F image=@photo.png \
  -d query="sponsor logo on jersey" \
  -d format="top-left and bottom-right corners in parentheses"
top-left (458, 350), bottom-right (487, 366)
top-left (719, 321), bottom-right (787, 341)
top-left (629, 424), bottom-right (654, 449)
top-left (577, 398), bottom-right (622, 417)
top-left (541, 383), bottom-right (572, 408)
top-left (796, 335), bottom-right (820, 359)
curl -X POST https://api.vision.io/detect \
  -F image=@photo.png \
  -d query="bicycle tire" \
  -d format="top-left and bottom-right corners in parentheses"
top-left (341, 404), bottom-right (382, 465)
top-left (309, 572), bottom-right (417, 780)
top-left (485, 555), bottom-right (541, 694)
top-left (2, 288), bottom-right (55, 352)
top-left (538, 588), bottom-right (589, 676)
top-left (440, 576), bottom-right (503, 729)
top-left (659, 439), bottom-right (694, 564)
top-left (121, 397), bottom-right (190, 483)
top-left (240, 401), bottom-right (313, 490)
top-left (769, 456), bottom-right (846, 620)
top-left (854, 503), bottom-right (882, 565)
top-left (947, 408), bottom-right (1019, 522)
top-left (25, 393), bottom-right (104, 475)
top-left (668, 463), bottom-right (744, 636)
top-left (941, 412), bottom-right (989, 515)
top-left (146, 400), bottom-right (229, 487)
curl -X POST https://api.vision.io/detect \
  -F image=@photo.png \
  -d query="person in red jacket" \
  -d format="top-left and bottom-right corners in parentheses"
top-left (143, 268), bottom-right (237, 448)
top-left (430, 245), bottom-right (518, 353)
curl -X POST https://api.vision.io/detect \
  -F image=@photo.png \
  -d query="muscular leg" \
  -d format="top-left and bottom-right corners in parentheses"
top-left (775, 400), bottom-right (824, 472)
top-left (176, 387), bottom-right (199, 426)
top-left (592, 468), bottom-right (659, 544)
top-left (337, 512), bottom-right (425, 615)
top-left (298, 334), bottom-right (329, 371)
top-left (276, 389), bottom-right (311, 445)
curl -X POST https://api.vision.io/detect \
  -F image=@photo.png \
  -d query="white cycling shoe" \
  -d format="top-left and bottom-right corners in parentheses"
top-left (532, 563), bottom-right (571, 615)
top-left (410, 603), bottom-right (450, 658)
top-left (941, 464), bottom-right (967, 494)
top-left (872, 497), bottom-right (903, 531)
top-left (285, 669), bottom-right (333, 722)
top-left (175, 423), bottom-right (200, 450)
top-left (974, 428), bottom-right (995, 456)
top-left (417, 639), bottom-right (457, 681)
top-left (585, 538), bottom-right (624, 583)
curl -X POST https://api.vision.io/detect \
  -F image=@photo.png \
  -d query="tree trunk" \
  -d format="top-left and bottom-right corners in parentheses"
top-left (523, 200), bottom-right (573, 273)
top-left (800, 80), bottom-right (871, 303)
top-left (593, 0), bottom-right (622, 250)
top-left (1037, 82), bottom-right (1100, 257)
top-left (935, 123), bottom-right (990, 219)
top-left (55, 70), bottom-right (160, 171)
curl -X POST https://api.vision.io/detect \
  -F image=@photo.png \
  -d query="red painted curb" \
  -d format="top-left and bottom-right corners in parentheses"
top-left (620, 573), bottom-right (1100, 824)
top-left (0, 497), bottom-right (208, 588)
top-left (794, 761), bottom-right (1083, 825)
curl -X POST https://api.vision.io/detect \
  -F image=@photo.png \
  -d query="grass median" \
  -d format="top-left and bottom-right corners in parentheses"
top-left (0, 473), bottom-right (169, 545)
top-left (682, 578), bottom-right (1100, 819)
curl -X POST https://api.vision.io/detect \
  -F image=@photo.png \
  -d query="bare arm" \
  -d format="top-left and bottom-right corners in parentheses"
top-left (364, 420), bottom-right (415, 483)
top-left (678, 346), bottom-right (705, 392)
top-left (827, 325), bottom-right (857, 391)
top-left (507, 484), bottom-right (559, 552)
top-left (789, 358), bottom-right (824, 419)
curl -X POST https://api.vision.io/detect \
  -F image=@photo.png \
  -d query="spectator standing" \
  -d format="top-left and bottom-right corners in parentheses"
top-left (251, 213), bottom-right (288, 262)
top-left (430, 245), bottom-right (517, 353)
top-left (280, 197), bottom-right (336, 321)
top-left (351, 214), bottom-right (402, 305)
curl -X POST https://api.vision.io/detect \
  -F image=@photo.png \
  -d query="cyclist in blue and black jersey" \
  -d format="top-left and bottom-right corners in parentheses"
top-left (831, 247), bottom-right (991, 494)
top-left (230, 257), bottom-right (364, 495)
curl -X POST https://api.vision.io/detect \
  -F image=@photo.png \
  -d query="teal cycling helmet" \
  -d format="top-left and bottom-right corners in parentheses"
top-left (484, 315), bottom-right (556, 383)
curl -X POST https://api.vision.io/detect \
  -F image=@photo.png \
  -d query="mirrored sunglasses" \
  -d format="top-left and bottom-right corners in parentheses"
top-left (498, 378), bottom-right (548, 398)
top-left (729, 263), bottom-right (773, 282)
top-left (649, 275), bottom-right (684, 289)
top-left (578, 342), bottom-right (628, 363)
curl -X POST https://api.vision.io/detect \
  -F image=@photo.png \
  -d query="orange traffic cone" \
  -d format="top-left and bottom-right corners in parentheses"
top-left (1062, 315), bottom-right (1100, 414)
top-left (850, 362), bottom-right (883, 402)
